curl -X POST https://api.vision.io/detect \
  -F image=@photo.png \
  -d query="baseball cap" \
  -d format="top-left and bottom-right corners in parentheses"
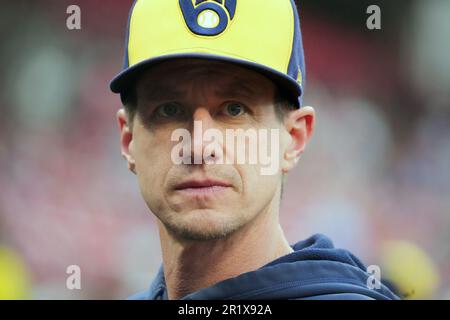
top-left (110, 0), bottom-right (306, 108)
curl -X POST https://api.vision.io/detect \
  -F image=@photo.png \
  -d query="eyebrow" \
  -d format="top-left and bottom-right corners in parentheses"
top-left (140, 84), bottom-right (184, 102)
top-left (140, 80), bottom-right (259, 102)
top-left (215, 81), bottom-right (258, 99)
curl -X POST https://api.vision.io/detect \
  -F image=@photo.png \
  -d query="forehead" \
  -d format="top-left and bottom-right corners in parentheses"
top-left (135, 58), bottom-right (276, 95)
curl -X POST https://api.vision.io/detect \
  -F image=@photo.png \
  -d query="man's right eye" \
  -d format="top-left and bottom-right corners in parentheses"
top-left (155, 102), bottom-right (183, 118)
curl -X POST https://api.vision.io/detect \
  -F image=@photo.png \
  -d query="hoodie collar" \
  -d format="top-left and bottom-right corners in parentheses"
top-left (145, 234), bottom-right (399, 300)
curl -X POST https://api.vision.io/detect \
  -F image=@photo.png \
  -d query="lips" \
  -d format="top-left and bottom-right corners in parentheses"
top-left (174, 179), bottom-right (231, 191)
top-left (173, 178), bottom-right (232, 197)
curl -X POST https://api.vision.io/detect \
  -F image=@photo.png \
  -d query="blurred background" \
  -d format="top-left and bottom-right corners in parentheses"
top-left (0, 0), bottom-right (449, 299)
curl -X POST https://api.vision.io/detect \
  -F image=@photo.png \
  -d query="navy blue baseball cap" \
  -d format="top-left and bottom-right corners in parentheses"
top-left (110, 0), bottom-right (306, 108)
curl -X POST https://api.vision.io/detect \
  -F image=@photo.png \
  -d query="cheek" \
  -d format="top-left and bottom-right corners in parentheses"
top-left (133, 129), bottom-right (174, 194)
top-left (230, 119), bottom-right (284, 207)
top-left (237, 164), bottom-right (281, 205)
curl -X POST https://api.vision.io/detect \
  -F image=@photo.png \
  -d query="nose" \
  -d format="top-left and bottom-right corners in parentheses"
top-left (190, 107), bottom-right (223, 164)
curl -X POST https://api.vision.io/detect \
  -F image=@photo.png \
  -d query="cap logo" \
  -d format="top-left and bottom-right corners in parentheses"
top-left (179, 0), bottom-right (237, 36)
top-left (296, 67), bottom-right (302, 86)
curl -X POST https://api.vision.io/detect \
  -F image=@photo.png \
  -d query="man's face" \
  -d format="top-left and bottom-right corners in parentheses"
top-left (124, 59), bottom-right (291, 241)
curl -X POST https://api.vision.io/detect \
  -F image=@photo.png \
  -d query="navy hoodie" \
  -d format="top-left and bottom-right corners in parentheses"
top-left (128, 234), bottom-right (399, 300)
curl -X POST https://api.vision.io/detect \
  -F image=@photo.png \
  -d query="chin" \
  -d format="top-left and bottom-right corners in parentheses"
top-left (167, 208), bottom-right (244, 241)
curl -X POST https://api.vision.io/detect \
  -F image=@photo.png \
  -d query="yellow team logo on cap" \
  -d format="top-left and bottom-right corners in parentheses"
top-left (198, 9), bottom-right (220, 28)
top-left (297, 67), bottom-right (302, 86)
top-left (128, 0), bottom-right (294, 76)
top-left (179, 0), bottom-right (237, 36)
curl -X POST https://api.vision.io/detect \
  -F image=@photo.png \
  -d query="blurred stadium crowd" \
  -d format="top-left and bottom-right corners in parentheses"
top-left (0, 0), bottom-right (449, 299)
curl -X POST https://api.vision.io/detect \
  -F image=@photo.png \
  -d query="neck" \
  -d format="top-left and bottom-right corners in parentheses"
top-left (157, 196), bottom-right (293, 300)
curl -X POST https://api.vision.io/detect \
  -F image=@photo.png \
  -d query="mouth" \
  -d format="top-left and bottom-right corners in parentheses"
top-left (174, 179), bottom-right (232, 196)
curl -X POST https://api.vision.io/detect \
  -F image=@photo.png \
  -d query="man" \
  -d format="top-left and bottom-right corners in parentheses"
top-left (110, 0), bottom-right (399, 300)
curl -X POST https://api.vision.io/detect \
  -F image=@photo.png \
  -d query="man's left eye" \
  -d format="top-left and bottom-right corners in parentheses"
top-left (224, 102), bottom-right (246, 117)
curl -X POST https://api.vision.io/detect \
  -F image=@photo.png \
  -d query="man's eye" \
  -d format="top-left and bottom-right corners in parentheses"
top-left (224, 102), bottom-right (246, 117)
top-left (155, 102), bottom-right (183, 118)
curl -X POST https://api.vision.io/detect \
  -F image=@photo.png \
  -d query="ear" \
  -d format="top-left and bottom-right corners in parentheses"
top-left (281, 106), bottom-right (315, 173)
top-left (117, 108), bottom-right (136, 174)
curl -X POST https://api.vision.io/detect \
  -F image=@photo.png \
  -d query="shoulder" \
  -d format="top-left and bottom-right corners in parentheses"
top-left (298, 293), bottom-right (376, 300)
top-left (127, 290), bottom-right (151, 300)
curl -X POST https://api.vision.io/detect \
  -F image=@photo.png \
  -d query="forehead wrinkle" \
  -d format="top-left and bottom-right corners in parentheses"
top-left (138, 62), bottom-right (272, 102)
